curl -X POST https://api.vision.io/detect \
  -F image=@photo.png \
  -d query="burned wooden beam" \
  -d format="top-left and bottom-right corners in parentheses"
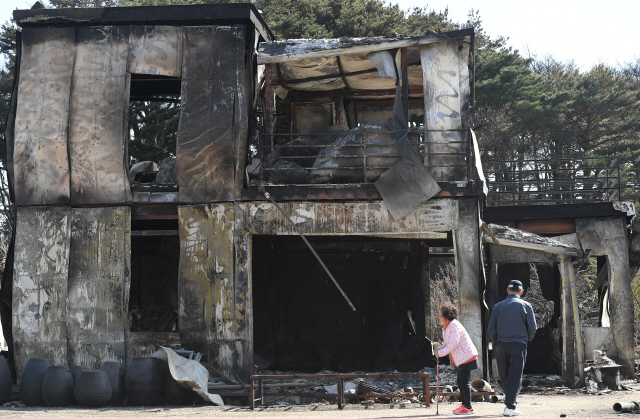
top-left (14, 3), bottom-right (274, 42)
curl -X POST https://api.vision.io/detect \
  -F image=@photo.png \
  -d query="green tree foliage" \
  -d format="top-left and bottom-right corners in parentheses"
top-left (0, 22), bottom-right (16, 144)
top-left (128, 101), bottom-right (180, 164)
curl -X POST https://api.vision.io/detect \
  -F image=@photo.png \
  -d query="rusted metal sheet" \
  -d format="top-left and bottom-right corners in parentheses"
top-left (177, 26), bottom-right (244, 202)
top-left (453, 198), bottom-right (483, 378)
top-left (67, 207), bottom-right (131, 369)
top-left (421, 40), bottom-right (468, 181)
top-left (13, 28), bottom-right (75, 205)
top-left (234, 199), bottom-right (458, 235)
top-left (12, 206), bottom-right (71, 375)
top-left (68, 26), bottom-right (130, 204)
top-left (128, 26), bottom-right (183, 77)
top-left (178, 203), bottom-right (251, 379)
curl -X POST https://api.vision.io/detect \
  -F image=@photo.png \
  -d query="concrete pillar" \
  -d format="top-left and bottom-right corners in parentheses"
top-left (576, 217), bottom-right (634, 377)
top-left (454, 198), bottom-right (483, 377)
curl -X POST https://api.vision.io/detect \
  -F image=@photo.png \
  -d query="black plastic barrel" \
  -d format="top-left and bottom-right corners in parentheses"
top-left (125, 357), bottom-right (165, 406)
top-left (100, 361), bottom-right (126, 406)
top-left (19, 358), bottom-right (53, 406)
top-left (42, 366), bottom-right (74, 407)
top-left (164, 373), bottom-right (193, 406)
top-left (74, 370), bottom-right (112, 408)
top-left (0, 356), bottom-right (11, 404)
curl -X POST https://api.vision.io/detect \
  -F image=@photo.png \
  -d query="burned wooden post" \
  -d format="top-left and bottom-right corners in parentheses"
top-left (455, 198), bottom-right (483, 378)
top-left (559, 258), bottom-right (577, 387)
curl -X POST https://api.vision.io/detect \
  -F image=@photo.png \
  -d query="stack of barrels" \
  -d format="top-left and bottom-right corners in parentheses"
top-left (14, 356), bottom-right (194, 407)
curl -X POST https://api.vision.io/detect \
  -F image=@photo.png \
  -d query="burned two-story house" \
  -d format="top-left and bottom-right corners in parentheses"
top-left (2, 3), bottom-right (635, 389)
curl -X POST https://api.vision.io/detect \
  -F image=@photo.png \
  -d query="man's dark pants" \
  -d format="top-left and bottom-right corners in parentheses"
top-left (494, 341), bottom-right (527, 408)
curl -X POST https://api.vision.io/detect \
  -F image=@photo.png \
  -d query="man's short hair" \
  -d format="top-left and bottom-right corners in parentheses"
top-left (508, 279), bottom-right (523, 291)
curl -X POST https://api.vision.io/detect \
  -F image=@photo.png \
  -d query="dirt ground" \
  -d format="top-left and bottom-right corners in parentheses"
top-left (0, 392), bottom-right (633, 419)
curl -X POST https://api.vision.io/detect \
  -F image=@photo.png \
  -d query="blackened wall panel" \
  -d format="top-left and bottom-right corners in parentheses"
top-left (67, 207), bottom-right (131, 369)
top-left (12, 206), bottom-right (71, 376)
top-left (421, 39), bottom-right (468, 181)
top-left (128, 25), bottom-right (183, 77)
top-left (177, 26), bottom-right (244, 202)
top-left (68, 26), bottom-right (130, 204)
top-left (177, 204), bottom-right (251, 380)
top-left (13, 28), bottom-right (75, 205)
top-left (234, 25), bottom-right (250, 199)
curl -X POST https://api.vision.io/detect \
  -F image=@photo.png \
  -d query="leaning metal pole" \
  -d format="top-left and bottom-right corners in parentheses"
top-left (258, 184), bottom-right (356, 311)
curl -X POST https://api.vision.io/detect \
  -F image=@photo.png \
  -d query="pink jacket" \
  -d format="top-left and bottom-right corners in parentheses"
top-left (436, 319), bottom-right (478, 367)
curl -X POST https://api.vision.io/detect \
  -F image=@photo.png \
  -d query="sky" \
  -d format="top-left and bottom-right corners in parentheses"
top-left (0, 0), bottom-right (638, 71)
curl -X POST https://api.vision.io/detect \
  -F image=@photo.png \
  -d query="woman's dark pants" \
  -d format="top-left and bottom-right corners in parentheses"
top-left (456, 359), bottom-right (478, 409)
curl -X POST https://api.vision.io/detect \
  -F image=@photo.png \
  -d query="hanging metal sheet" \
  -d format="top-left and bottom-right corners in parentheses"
top-left (67, 207), bottom-right (131, 369)
top-left (177, 26), bottom-right (244, 202)
top-left (178, 203), bottom-right (252, 380)
top-left (13, 28), bottom-right (75, 206)
top-left (421, 40), bottom-right (468, 181)
top-left (12, 206), bottom-right (71, 375)
top-left (68, 26), bottom-right (130, 204)
top-left (128, 26), bottom-right (183, 77)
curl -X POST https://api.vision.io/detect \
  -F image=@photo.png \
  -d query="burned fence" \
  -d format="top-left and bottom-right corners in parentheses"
top-left (485, 157), bottom-right (621, 206)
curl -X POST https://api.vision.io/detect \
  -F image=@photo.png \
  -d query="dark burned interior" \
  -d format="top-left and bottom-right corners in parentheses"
top-left (129, 218), bottom-right (180, 333)
top-left (252, 236), bottom-right (436, 372)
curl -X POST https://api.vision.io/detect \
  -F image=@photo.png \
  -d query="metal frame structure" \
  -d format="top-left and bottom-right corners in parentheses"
top-left (485, 156), bottom-right (621, 205)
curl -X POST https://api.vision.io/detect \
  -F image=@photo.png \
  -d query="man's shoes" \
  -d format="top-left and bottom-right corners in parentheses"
top-left (454, 406), bottom-right (475, 415)
top-left (503, 406), bottom-right (522, 416)
top-left (452, 403), bottom-right (463, 412)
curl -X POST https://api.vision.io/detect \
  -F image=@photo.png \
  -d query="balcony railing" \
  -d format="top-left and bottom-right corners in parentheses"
top-left (484, 157), bottom-right (620, 206)
top-left (255, 128), bottom-right (474, 186)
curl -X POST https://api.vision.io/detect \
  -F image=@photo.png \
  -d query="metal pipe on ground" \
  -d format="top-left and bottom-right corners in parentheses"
top-left (490, 394), bottom-right (504, 403)
top-left (471, 379), bottom-right (492, 392)
top-left (613, 402), bottom-right (640, 413)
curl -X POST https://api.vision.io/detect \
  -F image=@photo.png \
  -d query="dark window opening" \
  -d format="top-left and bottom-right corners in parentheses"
top-left (252, 235), bottom-right (436, 372)
top-left (127, 74), bottom-right (181, 190)
top-left (128, 218), bottom-right (180, 333)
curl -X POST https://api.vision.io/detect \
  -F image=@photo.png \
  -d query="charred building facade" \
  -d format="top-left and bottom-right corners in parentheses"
top-left (1, 3), bottom-right (635, 390)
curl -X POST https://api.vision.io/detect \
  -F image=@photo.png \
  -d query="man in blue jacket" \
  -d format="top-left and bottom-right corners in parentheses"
top-left (488, 279), bottom-right (537, 417)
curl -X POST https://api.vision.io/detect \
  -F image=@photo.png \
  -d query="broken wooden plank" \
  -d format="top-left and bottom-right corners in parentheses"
top-left (257, 30), bottom-right (473, 64)
top-left (12, 206), bottom-right (71, 375)
top-left (128, 26), bottom-right (183, 77)
top-left (177, 26), bottom-right (244, 202)
top-left (235, 200), bottom-right (458, 236)
top-left (13, 27), bottom-right (75, 205)
top-left (68, 26), bottom-right (130, 204)
top-left (483, 236), bottom-right (582, 257)
top-left (67, 207), bottom-right (131, 369)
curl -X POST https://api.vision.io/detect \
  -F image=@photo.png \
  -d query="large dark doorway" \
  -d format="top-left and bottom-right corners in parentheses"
top-left (252, 236), bottom-right (435, 372)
